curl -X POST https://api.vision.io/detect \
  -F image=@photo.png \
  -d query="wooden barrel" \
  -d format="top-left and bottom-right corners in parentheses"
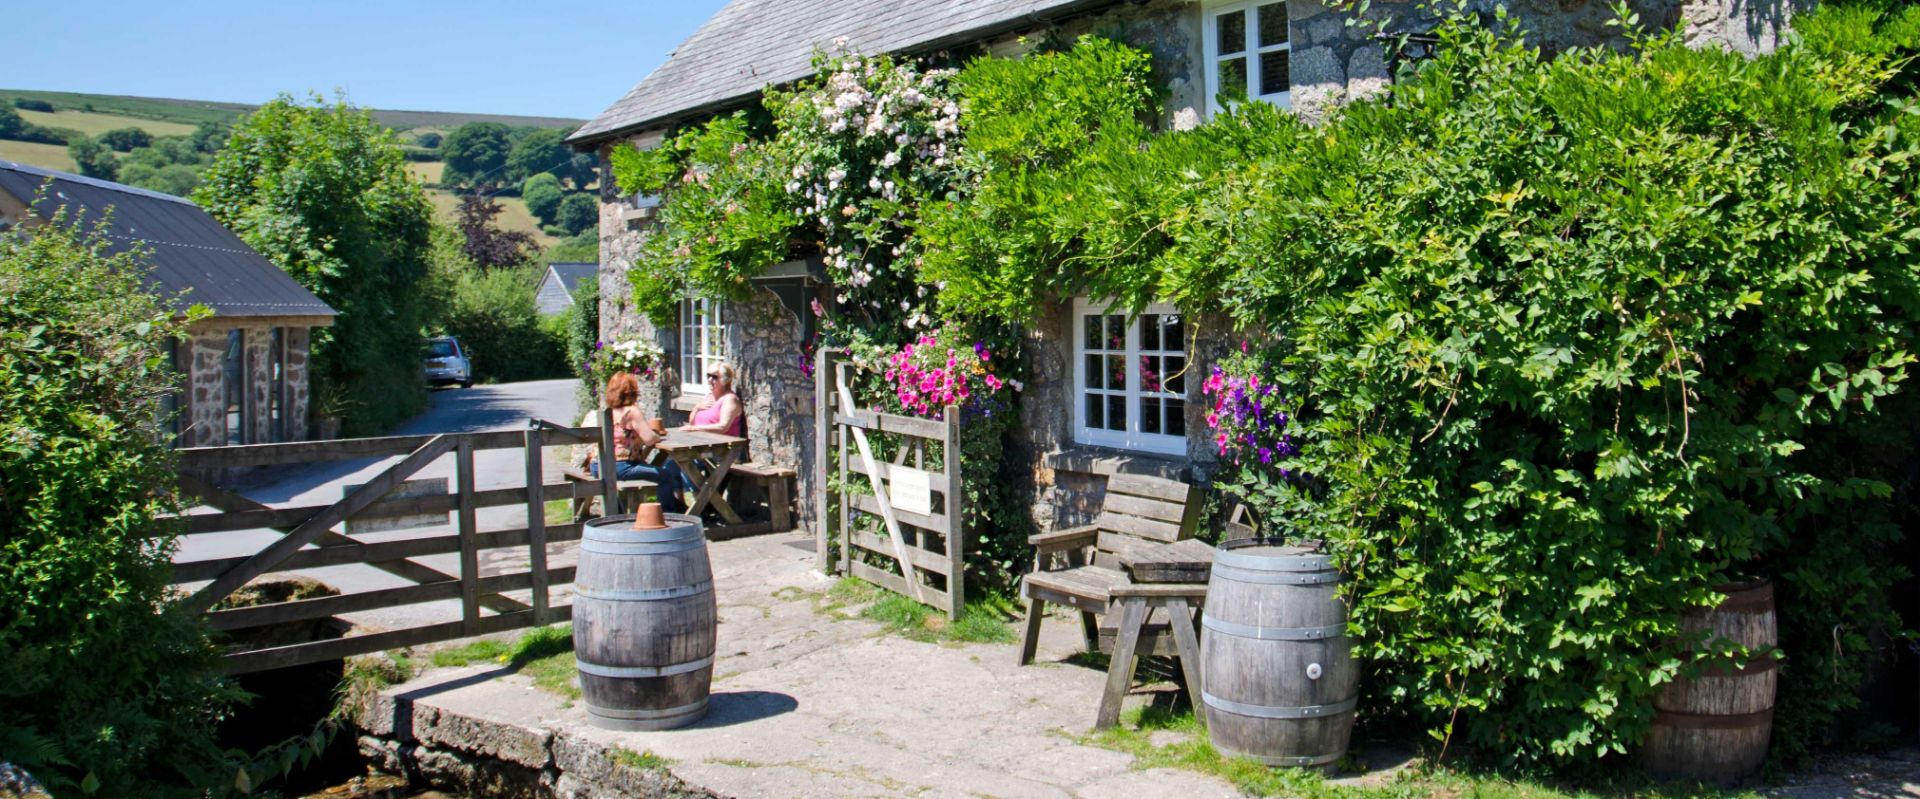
top-left (1200, 539), bottom-right (1357, 767)
top-left (1642, 579), bottom-right (1778, 783)
top-left (573, 513), bottom-right (717, 731)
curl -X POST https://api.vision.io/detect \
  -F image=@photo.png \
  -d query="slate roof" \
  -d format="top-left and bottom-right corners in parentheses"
top-left (569, 0), bottom-right (1122, 146)
top-left (547, 261), bottom-right (598, 298)
top-left (0, 160), bottom-right (336, 321)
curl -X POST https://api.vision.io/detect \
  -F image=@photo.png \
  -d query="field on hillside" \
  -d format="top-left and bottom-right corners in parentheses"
top-left (407, 161), bottom-right (446, 185)
top-left (0, 89), bottom-right (581, 134)
top-left (0, 140), bottom-right (76, 171)
top-left (426, 189), bottom-right (555, 247)
top-left (0, 89), bottom-right (246, 127)
top-left (18, 109), bottom-right (196, 138)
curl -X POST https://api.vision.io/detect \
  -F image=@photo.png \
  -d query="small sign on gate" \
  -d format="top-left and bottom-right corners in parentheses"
top-left (889, 467), bottom-right (933, 517)
top-left (345, 478), bottom-right (449, 534)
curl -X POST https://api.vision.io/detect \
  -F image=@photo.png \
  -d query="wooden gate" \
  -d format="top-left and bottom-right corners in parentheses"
top-left (813, 351), bottom-right (965, 619)
top-left (168, 421), bottom-right (612, 674)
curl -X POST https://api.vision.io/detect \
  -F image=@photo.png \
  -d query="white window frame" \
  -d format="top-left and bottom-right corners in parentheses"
top-left (678, 297), bottom-right (727, 395)
top-left (1202, 0), bottom-right (1293, 118)
top-left (1071, 298), bottom-right (1190, 457)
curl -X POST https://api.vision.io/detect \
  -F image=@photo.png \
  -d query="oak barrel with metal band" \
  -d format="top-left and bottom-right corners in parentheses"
top-left (574, 513), bottom-right (717, 731)
top-left (1200, 539), bottom-right (1356, 768)
top-left (1642, 579), bottom-right (1778, 783)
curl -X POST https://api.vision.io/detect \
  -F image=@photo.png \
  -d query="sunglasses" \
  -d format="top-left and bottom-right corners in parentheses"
top-left (705, 373), bottom-right (723, 382)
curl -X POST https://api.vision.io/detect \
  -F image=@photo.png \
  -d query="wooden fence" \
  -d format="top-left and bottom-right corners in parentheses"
top-left (167, 420), bottom-right (616, 674)
top-left (814, 352), bottom-right (966, 619)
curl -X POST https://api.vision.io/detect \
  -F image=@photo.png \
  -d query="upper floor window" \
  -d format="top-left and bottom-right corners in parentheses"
top-left (1204, 0), bottom-right (1291, 117)
top-left (679, 297), bottom-right (727, 395)
top-left (1073, 298), bottom-right (1188, 457)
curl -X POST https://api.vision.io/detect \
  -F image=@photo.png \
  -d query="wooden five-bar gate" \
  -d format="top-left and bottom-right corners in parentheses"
top-left (169, 420), bottom-right (624, 674)
top-left (813, 351), bottom-right (966, 620)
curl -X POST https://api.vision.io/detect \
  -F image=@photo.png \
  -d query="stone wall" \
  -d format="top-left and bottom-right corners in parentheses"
top-left (594, 162), bottom-right (821, 524)
top-left (1286, 0), bottom-right (1806, 122)
top-left (1016, 301), bottom-right (1236, 532)
top-left (177, 319), bottom-right (319, 447)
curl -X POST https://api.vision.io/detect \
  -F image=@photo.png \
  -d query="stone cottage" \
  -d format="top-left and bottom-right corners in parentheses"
top-left (566, 0), bottom-right (1805, 531)
top-left (0, 160), bottom-right (336, 447)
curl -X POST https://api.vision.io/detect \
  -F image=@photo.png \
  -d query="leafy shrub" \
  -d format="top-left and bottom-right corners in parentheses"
top-left (426, 227), bottom-right (566, 383)
top-left (555, 192), bottom-right (598, 235)
top-left (567, 277), bottom-right (601, 409)
top-left (0, 208), bottom-right (240, 795)
top-left (523, 172), bottom-right (564, 226)
top-left (546, 229), bottom-right (600, 264)
top-left (65, 135), bottom-right (117, 179)
top-left (0, 108), bottom-right (69, 145)
top-left (11, 98), bottom-right (53, 112)
top-left (98, 126), bottom-right (152, 152)
top-left (196, 95), bottom-right (434, 436)
top-left (414, 130), bottom-right (443, 149)
top-left (1143, 7), bottom-right (1920, 767)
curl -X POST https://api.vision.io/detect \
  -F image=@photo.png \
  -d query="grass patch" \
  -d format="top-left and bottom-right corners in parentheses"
top-left (545, 497), bottom-right (573, 525)
top-left (425, 188), bottom-right (555, 247)
top-left (778, 577), bottom-right (1018, 644)
top-left (407, 160), bottom-right (446, 186)
top-left (430, 623), bottom-right (580, 701)
top-left (0, 139), bottom-right (76, 171)
top-left (612, 748), bottom-right (673, 771)
top-left (1082, 707), bottom-right (1766, 799)
top-left (17, 108), bottom-right (197, 138)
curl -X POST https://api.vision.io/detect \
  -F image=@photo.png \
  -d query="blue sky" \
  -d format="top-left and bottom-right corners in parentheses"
top-left (1, 1), bottom-right (731, 120)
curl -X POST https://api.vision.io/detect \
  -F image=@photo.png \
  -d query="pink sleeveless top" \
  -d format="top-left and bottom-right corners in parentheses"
top-left (693, 397), bottom-right (745, 438)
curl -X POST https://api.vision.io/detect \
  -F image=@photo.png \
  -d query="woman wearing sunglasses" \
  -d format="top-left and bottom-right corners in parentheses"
top-left (660, 362), bottom-right (745, 513)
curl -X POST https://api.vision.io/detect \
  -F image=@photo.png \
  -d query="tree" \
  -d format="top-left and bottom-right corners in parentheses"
top-left (522, 173), bottom-right (564, 226)
top-left (0, 208), bottom-right (239, 795)
top-left (440, 121), bottom-right (513, 189)
top-left (556, 192), bottom-right (598, 235)
top-left (119, 162), bottom-right (201, 197)
top-left (560, 151), bottom-right (598, 190)
top-left (0, 107), bottom-right (24, 139)
top-left (455, 192), bottom-right (536, 270)
top-left (195, 95), bottom-right (434, 435)
top-left (506, 127), bottom-right (570, 185)
top-left (189, 120), bottom-right (230, 154)
top-left (66, 135), bottom-right (118, 180)
top-left (98, 126), bottom-right (153, 152)
top-left (12, 98), bottom-right (54, 112)
top-left (414, 131), bottom-right (443, 149)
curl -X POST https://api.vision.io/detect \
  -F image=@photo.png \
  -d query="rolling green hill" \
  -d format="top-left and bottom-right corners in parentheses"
top-left (0, 89), bottom-right (583, 134)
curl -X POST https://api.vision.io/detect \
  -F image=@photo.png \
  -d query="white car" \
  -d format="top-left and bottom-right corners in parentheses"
top-left (424, 336), bottom-right (473, 388)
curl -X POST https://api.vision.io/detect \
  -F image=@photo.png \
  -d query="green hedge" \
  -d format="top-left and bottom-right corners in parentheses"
top-left (0, 210), bottom-right (238, 795)
top-left (1152, 7), bottom-right (1920, 766)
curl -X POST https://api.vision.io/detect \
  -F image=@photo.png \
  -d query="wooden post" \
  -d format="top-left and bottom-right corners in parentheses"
top-left (598, 407), bottom-right (618, 516)
top-left (523, 425), bottom-right (550, 626)
top-left (944, 404), bottom-right (964, 621)
top-left (836, 378), bottom-right (851, 576)
top-left (456, 437), bottom-right (480, 631)
top-left (813, 346), bottom-right (831, 573)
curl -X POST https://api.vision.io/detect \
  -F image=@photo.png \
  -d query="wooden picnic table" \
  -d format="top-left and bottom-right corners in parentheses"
top-left (648, 429), bottom-right (748, 525)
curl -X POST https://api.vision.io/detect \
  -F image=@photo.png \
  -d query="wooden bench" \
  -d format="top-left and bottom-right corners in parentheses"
top-left (562, 467), bottom-right (654, 521)
top-left (710, 460), bottom-right (791, 537)
top-left (1017, 473), bottom-right (1206, 665)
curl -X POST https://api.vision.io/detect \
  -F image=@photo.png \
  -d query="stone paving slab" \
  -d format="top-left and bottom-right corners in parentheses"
top-left (360, 530), bottom-right (1241, 799)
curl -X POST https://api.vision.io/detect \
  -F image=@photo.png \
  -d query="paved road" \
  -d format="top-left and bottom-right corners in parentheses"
top-left (175, 379), bottom-right (583, 632)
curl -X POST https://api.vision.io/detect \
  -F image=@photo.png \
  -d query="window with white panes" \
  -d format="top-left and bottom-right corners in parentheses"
top-left (1204, 0), bottom-right (1291, 117)
top-left (679, 298), bottom-right (727, 395)
top-left (1073, 299), bottom-right (1189, 456)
